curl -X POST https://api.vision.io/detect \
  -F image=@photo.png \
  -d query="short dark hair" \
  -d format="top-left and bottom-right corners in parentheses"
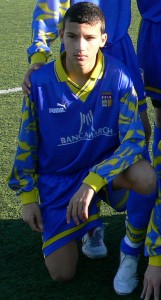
top-left (62, 2), bottom-right (105, 33)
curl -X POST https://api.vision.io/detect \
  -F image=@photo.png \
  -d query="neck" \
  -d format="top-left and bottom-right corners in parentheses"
top-left (68, 70), bottom-right (92, 87)
top-left (62, 55), bottom-right (97, 87)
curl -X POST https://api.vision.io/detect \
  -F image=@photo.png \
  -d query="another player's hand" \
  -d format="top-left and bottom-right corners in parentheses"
top-left (141, 265), bottom-right (161, 300)
top-left (22, 202), bottom-right (43, 233)
top-left (22, 63), bottom-right (45, 96)
top-left (66, 183), bottom-right (95, 225)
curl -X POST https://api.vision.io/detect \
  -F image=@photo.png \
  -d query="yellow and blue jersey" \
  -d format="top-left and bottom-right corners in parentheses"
top-left (8, 51), bottom-right (147, 255)
top-left (8, 51), bottom-right (147, 202)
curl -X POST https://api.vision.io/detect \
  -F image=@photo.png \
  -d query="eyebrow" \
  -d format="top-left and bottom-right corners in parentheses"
top-left (66, 31), bottom-right (98, 36)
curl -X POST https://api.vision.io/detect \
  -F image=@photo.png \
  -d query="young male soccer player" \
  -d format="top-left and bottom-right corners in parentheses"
top-left (136, 2), bottom-right (161, 299)
top-left (23, 0), bottom-right (151, 142)
top-left (22, 0), bottom-right (151, 261)
top-left (8, 2), bottom-right (157, 295)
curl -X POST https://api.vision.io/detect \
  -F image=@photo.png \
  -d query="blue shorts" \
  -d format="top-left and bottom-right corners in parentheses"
top-left (40, 182), bottom-right (128, 257)
top-left (137, 19), bottom-right (161, 102)
top-left (40, 192), bottom-right (102, 257)
top-left (102, 33), bottom-right (147, 112)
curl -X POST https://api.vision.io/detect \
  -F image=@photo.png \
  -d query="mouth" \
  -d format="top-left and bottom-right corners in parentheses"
top-left (74, 54), bottom-right (87, 61)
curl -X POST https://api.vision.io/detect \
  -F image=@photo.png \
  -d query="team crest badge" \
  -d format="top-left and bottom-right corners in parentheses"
top-left (101, 92), bottom-right (113, 107)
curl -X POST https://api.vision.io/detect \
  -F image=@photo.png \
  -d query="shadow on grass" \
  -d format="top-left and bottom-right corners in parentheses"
top-left (1, 215), bottom-right (147, 300)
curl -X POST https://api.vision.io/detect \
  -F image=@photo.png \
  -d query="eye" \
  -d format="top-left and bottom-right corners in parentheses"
top-left (86, 36), bottom-right (95, 41)
top-left (68, 34), bottom-right (77, 39)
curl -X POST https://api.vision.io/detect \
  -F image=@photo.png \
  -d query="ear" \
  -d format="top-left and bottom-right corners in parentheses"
top-left (59, 29), bottom-right (64, 43)
top-left (100, 33), bottom-right (107, 48)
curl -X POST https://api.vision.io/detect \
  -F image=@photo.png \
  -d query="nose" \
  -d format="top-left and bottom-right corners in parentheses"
top-left (76, 37), bottom-right (86, 51)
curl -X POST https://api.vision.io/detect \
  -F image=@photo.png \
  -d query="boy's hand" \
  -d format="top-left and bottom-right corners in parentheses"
top-left (22, 63), bottom-right (45, 96)
top-left (141, 265), bottom-right (161, 300)
top-left (22, 202), bottom-right (43, 233)
top-left (66, 183), bottom-right (95, 225)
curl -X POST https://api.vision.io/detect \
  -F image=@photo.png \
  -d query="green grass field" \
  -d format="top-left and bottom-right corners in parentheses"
top-left (0, 1), bottom-right (154, 299)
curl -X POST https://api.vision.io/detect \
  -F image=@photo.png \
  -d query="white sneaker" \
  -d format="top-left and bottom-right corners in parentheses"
top-left (82, 226), bottom-right (107, 259)
top-left (113, 252), bottom-right (139, 295)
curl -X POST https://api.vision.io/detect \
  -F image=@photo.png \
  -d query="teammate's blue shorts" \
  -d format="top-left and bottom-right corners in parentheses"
top-left (137, 19), bottom-right (161, 103)
top-left (102, 33), bottom-right (147, 112)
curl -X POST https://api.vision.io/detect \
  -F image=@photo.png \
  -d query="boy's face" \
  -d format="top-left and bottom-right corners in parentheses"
top-left (60, 20), bottom-right (107, 74)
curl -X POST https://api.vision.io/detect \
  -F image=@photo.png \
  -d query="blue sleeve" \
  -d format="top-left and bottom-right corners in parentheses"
top-left (90, 85), bottom-right (147, 184)
top-left (7, 96), bottom-right (38, 196)
top-left (27, 0), bottom-right (70, 62)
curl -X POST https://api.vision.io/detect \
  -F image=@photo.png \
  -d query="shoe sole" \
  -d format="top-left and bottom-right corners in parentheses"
top-left (114, 282), bottom-right (138, 295)
top-left (114, 288), bottom-right (137, 296)
top-left (82, 251), bottom-right (107, 259)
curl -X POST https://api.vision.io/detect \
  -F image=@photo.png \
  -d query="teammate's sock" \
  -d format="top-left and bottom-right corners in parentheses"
top-left (121, 188), bottom-right (157, 256)
top-left (121, 235), bottom-right (143, 256)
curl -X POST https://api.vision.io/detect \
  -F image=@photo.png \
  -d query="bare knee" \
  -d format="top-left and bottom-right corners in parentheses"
top-left (44, 240), bottom-right (78, 282)
top-left (124, 159), bottom-right (157, 194)
top-left (45, 260), bottom-right (76, 282)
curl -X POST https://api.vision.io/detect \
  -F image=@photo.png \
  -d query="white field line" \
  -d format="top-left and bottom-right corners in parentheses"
top-left (0, 87), bottom-right (22, 95)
